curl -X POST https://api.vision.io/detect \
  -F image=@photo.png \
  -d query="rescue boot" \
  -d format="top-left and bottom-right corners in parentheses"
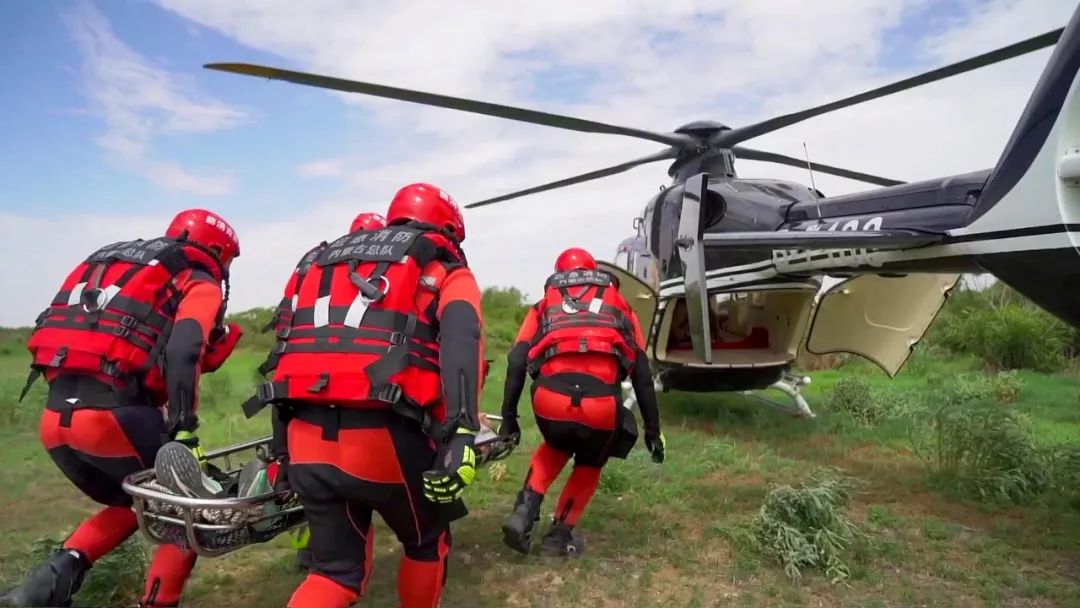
top-left (0, 549), bottom-right (90, 607)
top-left (540, 520), bottom-right (585, 558)
top-left (501, 488), bottom-right (544, 554)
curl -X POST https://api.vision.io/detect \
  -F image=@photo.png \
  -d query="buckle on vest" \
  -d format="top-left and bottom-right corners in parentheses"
top-left (81, 289), bottom-right (104, 313)
top-left (50, 346), bottom-right (69, 368)
top-left (101, 360), bottom-right (121, 378)
top-left (272, 341), bottom-right (287, 355)
top-left (256, 382), bottom-right (277, 403)
top-left (389, 332), bottom-right (406, 346)
top-left (277, 326), bottom-right (291, 339)
top-left (373, 383), bottom-right (403, 404)
top-left (120, 315), bottom-right (137, 328)
top-left (113, 325), bottom-right (130, 338)
top-left (579, 336), bottom-right (588, 352)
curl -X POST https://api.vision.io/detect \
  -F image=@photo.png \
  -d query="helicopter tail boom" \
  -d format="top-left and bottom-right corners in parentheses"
top-left (697, 229), bottom-right (944, 251)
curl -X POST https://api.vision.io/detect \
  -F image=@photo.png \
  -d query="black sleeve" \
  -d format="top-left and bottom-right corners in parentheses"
top-left (630, 347), bottom-right (661, 432)
top-left (439, 300), bottom-right (482, 434)
top-left (271, 404), bottom-right (290, 459)
top-left (500, 342), bottom-right (530, 420)
top-left (164, 318), bottom-right (204, 433)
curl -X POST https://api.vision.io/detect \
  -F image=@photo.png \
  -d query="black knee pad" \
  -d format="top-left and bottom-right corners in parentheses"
top-left (311, 559), bottom-right (365, 593)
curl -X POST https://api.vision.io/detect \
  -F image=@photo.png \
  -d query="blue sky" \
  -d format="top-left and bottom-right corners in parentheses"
top-left (0, 1), bottom-right (355, 220)
top-left (0, 0), bottom-right (1074, 325)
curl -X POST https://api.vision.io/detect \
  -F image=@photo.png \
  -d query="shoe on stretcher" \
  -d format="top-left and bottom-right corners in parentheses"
top-left (154, 441), bottom-right (225, 499)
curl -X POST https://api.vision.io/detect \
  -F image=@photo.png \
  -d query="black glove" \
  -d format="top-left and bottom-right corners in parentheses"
top-left (645, 428), bottom-right (666, 464)
top-left (422, 429), bottom-right (477, 504)
top-left (165, 401), bottom-right (198, 441)
top-left (498, 415), bottom-right (521, 445)
top-left (271, 458), bottom-right (293, 504)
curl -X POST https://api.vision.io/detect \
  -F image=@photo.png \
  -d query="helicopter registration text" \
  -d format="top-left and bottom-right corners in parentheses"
top-left (771, 216), bottom-right (885, 272)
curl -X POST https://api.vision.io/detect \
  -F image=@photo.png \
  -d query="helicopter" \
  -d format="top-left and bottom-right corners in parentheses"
top-left (204, 3), bottom-right (1080, 417)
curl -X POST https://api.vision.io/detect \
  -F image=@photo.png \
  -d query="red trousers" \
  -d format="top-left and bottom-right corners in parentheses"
top-left (38, 379), bottom-right (197, 607)
top-left (285, 407), bottom-right (451, 608)
top-left (524, 373), bottom-right (620, 526)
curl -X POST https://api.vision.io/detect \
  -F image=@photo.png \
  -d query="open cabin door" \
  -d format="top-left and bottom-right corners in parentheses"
top-left (597, 260), bottom-right (659, 350)
top-left (806, 273), bottom-right (960, 376)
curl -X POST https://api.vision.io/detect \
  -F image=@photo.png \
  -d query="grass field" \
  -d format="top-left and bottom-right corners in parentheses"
top-left (1, 324), bottom-right (1079, 607)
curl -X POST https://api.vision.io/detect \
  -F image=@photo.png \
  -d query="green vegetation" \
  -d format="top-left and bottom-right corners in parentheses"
top-left (1, 281), bottom-right (1080, 607)
top-left (931, 281), bottom-right (1078, 372)
top-left (16, 535), bottom-right (148, 607)
top-left (750, 468), bottom-right (865, 583)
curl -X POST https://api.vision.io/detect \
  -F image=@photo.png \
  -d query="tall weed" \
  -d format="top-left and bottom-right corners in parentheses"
top-left (912, 399), bottom-right (1048, 504)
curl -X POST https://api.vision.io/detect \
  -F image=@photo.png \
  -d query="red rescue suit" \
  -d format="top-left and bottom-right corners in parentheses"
top-left (24, 236), bottom-right (235, 607)
top-left (248, 224), bottom-right (484, 608)
top-left (501, 269), bottom-right (661, 527)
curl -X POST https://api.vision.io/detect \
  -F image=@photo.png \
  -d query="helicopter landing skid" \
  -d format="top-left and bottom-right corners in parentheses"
top-left (740, 373), bottom-right (815, 418)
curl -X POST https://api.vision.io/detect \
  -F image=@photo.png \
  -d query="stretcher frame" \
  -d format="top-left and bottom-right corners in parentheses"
top-left (122, 415), bottom-right (516, 558)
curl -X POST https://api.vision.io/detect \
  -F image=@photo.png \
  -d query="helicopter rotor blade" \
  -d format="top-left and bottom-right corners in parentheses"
top-left (733, 147), bottom-right (904, 187)
top-left (464, 147), bottom-right (680, 209)
top-left (717, 28), bottom-right (1063, 147)
top-left (204, 63), bottom-right (698, 149)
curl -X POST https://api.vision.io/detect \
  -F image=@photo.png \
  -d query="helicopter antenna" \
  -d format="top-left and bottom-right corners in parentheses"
top-left (802, 142), bottom-right (818, 192)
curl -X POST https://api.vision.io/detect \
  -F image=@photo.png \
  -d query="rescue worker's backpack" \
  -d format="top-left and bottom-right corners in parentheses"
top-left (250, 224), bottom-right (461, 416)
top-left (23, 237), bottom-right (227, 401)
top-left (527, 269), bottom-right (637, 377)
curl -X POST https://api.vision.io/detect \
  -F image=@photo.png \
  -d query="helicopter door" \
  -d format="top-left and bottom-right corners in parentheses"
top-left (805, 273), bottom-right (960, 376)
top-left (597, 260), bottom-right (658, 348)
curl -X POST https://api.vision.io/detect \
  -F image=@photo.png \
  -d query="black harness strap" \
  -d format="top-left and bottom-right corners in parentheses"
top-left (242, 381), bottom-right (290, 418)
top-left (532, 373), bottom-right (622, 407)
top-left (16, 344), bottom-right (67, 402)
top-left (243, 385), bottom-right (436, 440)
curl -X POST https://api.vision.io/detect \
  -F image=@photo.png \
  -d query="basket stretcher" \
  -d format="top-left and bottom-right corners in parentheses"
top-left (121, 414), bottom-right (515, 557)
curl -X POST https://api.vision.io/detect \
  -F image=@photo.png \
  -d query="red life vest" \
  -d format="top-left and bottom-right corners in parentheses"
top-left (527, 269), bottom-right (637, 377)
top-left (23, 237), bottom-right (226, 402)
top-left (249, 225), bottom-right (461, 417)
top-left (259, 242), bottom-right (327, 354)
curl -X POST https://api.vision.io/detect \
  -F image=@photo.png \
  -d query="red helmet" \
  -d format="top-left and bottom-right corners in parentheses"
top-left (165, 208), bottom-right (240, 269)
top-left (350, 212), bottom-right (387, 233)
top-left (555, 247), bottom-right (597, 272)
top-left (386, 182), bottom-right (465, 242)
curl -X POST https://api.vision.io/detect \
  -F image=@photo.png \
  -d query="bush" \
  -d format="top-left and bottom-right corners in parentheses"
top-left (1048, 444), bottom-right (1080, 499)
top-left (992, 370), bottom-right (1024, 403)
top-left (934, 284), bottom-right (1068, 372)
top-left (751, 468), bottom-right (866, 583)
top-left (481, 287), bottom-right (531, 351)
top-left (825, 377), bottom-right (914, 426)
top-left (913, 399), bottom-right (1049, 504)
top-left (827, 377), bottom-right (883, 426)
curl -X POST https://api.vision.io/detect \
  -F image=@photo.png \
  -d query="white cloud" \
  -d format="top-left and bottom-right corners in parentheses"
top-left (296, 158), bottom-right (345, 178)
top-left (2, 0), bottom-right (1076, 326)
top-left (63, 0), bottom-right (249, 196)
